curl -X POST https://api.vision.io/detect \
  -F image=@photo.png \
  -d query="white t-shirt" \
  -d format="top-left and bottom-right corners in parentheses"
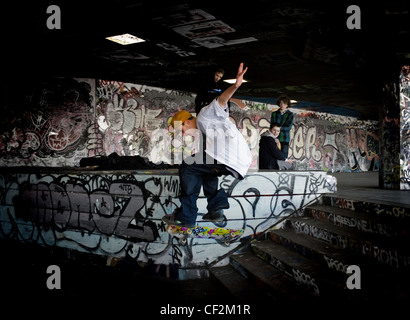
top-left (196, 98), bottom-right (252, 179)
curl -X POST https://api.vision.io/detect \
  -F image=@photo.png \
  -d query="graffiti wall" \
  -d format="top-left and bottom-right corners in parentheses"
top-left (0, 78), bottom-right (94, 167)
top-left (400, 66), bottom-right (410, 190)
top-left (380, 77), bottom-right (401, 189)
top-left (287, 116), bottom-right (378, 172)
top-left (0, 169), bottom-right (334, 276)
top-left (0, 77), bottom-right (379, 172)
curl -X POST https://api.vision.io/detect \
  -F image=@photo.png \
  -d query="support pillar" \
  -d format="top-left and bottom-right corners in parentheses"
top-left (380, 76), bottom-right (400, 189)
top-left (399, 66), bottom-right (410, 189)
top-left (380, 66), bottom-right (410, 190)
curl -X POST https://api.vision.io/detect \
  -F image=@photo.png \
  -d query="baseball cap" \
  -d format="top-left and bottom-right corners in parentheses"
top-left (169, 110), bottom-right (193, 128)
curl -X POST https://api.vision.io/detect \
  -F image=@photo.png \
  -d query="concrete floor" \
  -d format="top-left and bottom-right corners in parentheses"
top-left (331, 171), bottom-right (410, 208)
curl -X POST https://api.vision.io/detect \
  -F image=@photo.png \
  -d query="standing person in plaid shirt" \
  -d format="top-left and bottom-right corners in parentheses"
top-left (270, 95), bottom-right (294, 158)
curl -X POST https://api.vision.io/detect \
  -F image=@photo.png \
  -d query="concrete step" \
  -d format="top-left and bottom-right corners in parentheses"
top-left (286, 216), bottom-right (410, 269)
top-left (268, 228), bottom-right (410, 299)
top-left (212, 200), bottom-right (410, 305)
top-left (321, 194), bottom-right (410, 223)
top-left (250, 239), bottom-right (351, 297)
top-left (210, 264), bottom-right (271, 303)
top-left (228, 250), bottom-right (314, 302)
top-left (304, 204), bottom-right (401, 237)
top-left (269, 228), bottom-right (360, 274)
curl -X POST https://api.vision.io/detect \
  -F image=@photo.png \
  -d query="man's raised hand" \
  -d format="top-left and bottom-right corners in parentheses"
top-left (235, 62), bottom-right (248, 88)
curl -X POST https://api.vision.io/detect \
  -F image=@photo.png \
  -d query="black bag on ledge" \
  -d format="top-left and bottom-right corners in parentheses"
top-left (79, 152), bottom-right (178, 170)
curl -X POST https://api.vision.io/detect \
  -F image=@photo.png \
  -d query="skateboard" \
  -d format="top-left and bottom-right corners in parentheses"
top-left (166, 224), bottom-right (244, 246)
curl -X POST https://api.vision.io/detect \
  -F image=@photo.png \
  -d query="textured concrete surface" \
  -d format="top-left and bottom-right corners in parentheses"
top-left (331, 172), bottom-right (410, 208)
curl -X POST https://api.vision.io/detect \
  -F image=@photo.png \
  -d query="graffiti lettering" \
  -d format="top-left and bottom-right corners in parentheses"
top-left (15, 180), bottom-right (158, 242)
top-left (0, 78), bottom-right (379, 172)
top-left (1, 170), bottom-right (333, 269)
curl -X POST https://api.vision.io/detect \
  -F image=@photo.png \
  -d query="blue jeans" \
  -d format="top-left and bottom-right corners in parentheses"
top-left (177, 153), bottom-right (232, 226)
top-left (281, 142), bottom-right (290, 158)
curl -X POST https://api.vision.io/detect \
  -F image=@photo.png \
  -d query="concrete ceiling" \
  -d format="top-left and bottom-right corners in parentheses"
top-left (3, 0), bottom-right (409, 120)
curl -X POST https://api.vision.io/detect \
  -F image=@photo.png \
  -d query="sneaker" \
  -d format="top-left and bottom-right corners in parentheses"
top-left (203, 209), bottom-right (225, 222)
top-left (162, 214), bottom-right (196, 228)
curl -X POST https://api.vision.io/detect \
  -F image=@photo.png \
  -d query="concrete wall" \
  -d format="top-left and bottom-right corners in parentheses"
top-left (0, 78), bottom-right (379, 172)
top-left (0, 168), bottom-right (335, 277)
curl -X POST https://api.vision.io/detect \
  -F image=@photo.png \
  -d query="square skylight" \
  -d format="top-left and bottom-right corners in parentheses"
top-left (106, 33), bottom-right (146, 45)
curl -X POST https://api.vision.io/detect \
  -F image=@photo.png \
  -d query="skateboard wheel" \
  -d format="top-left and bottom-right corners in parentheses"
top-left (230, 232), bottom-right (236, 238)
top-left (186, 228), bottom-right (192, 235)
top-left (179, 238), bottom-right (187, 245)
top-left (224, 241), bottom-right (230, 246)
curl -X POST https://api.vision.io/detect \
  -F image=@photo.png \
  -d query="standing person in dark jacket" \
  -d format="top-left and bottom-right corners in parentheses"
top-left (195, 68), bottom-right (226, 115)
top-left (259, 123), bottom-right (292, 170)
top-left (270, 95), bottom-right (294, 158)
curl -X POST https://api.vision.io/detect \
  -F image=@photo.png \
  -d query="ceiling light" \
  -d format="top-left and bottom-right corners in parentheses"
top-left (106, 33), bottom-right (146, 45)
top-left (291, 99), bottom-right (298, 104)
top-left (223, 79), bottom-right (248, 84)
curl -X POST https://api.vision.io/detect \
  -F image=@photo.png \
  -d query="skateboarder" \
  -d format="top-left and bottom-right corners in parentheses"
top-left (163, 63), bottom-right (252, 228)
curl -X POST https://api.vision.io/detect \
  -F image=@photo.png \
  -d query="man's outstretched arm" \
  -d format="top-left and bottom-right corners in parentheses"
top-left (218, 62), bottom-right (248, 107)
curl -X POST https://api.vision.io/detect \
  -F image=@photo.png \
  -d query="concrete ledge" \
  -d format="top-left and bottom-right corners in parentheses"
top-left (0, 168), bottom-right (335, 276)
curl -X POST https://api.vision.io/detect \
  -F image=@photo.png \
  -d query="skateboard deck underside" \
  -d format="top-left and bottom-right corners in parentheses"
top-left (167, 224), bottom-right (244, 243)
